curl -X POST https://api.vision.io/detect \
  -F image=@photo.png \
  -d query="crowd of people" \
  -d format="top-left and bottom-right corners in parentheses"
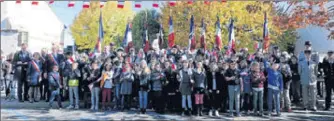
top-left (0, 41), bottom-right (333, 118)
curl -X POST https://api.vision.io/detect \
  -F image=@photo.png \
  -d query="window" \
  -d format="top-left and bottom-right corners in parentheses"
top-left (18, 31), bottom-right (28, 46)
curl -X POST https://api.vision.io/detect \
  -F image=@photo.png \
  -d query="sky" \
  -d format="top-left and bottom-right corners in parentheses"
top-left (51, 1), bottom-right (162, 26)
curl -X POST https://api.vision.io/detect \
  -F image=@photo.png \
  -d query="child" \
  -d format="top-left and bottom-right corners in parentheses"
top-left (66, 62), bottom-right (81, 110)
top-left (289, 56), bottom-right (300, 104)
top-left (120, 64), bottom-right (134, 111)
top-left (48, 65), bottom-right (63, 109)
top-left (279, 56), bottom-right (293, 112)
top-left (150, 63), bottom-right (166, 114)
top-left (88, 60), bottom-right (101, 111)
top-left (192, 61), bottom-right (206, 116)
top-left (240, 60), bottom-right (252, 115)
top-left (163, 61), bottom-right (180, 113)
top-left (264, 56), bottom-right (283, 116)
top-left (250, 62), bottom-right (266, 116)
top-left (178, 59), bottom-right (193, 116)
top-left (113, 57), bottom-right (123, 109)
top-left (138, 60), bottom-right (150, 114)
top-left (27, 52), bottom-right (42, 103)
top-left (100, 63), bottom-right (114, 111)
top-left (225, 57), bottom-right (242, 117)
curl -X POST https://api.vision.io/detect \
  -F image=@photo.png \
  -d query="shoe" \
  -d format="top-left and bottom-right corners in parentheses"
top-left (66, 105), bottom-right (74, 109)
top-left (19, 100), bottom-right (24, 102)
top-left (310, 108), bottom-right (317, 112)
top-left (208, 110), bottom-right (213, 117)
top-left (268, 113), bottom-right (271, 117)
top-left (303, 108), bottom-right (307, 111)
top-left (45, 99), bottom-right (49, 102)
top-left (324, 107), bottom-right (331, 111)
top-left (277, 112), bottom-right (281, 116)
top-left (74, 105), bottom-right (79, 110)
top-left (259, 113), bottom-right (264, 117)
top-left (143, 109), bottom-right (147, 114)
top-left (229, 113), bottom-right (234, 117)
top-left (29, 101), bottom-right (33, 103)
top-left (90, 106), bottom-right (95, 111)
top-left (215, 110), bottom-right (220, 117)
top-left (94, 106), bottom-right (99, 111)
top-left (287, 108), bottom-right (293, 113)
top-left (236, 114), bottom-right (241, 117)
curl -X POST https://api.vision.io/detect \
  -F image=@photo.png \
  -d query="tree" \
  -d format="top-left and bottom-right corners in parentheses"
top-left (160, 1), bottom-right (278, 52)
top-left (132, 9), bottom-right (161, 49)
top-left (71, 1), bottom-right (134, 50)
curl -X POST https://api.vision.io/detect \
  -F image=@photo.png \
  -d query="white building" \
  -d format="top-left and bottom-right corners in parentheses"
top-left (1, 1), bottom-right (65, 55)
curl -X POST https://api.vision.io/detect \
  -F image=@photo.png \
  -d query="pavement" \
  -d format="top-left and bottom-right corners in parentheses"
top-left (1, 90), bottom-right (334, 120)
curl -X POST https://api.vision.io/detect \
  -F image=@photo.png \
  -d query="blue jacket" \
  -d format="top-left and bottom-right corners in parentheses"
top-left (48, 71), bottom-right (61, 91)
top-left (264, 61), bottom-right (283, 91)
top-left (27, 60), bottom-right (42, 86)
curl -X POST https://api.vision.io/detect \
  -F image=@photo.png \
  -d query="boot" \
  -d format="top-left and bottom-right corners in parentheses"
top-left (208, 109), bottom-right (213, 116)
top-left (199, 105), bottom-right (203, 116)
top-left (196, 105), bottom-right (200, 116)
top-left (181, 108), bottom-right (186, 116)
top-left (143, 109), bottom-right (146, 114)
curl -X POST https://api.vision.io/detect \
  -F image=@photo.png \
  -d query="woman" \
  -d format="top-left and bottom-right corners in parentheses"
top-left (192, 61), bottom-right (206, 116)
top-left (120, 64), bottom-right (134, 111)
top-left (138, 60), bottom-right (150, 114)
top-left (150, 63), bottom-right (166, 114)
top-left (88, 61), bottom-right (101, 111)
top-left (240, 60), bottom-right (252, 115)
top-left (27, 52), bottom-right (42, 103)
top-left (250, 62), bottom-right (266, 116)
top-left (279, 56), bottom-right (292, 112)
top-left (178, 59), bottom-right (193, 116)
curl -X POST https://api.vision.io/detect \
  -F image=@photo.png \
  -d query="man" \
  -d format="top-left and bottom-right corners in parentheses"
top-left (322, 50), bottom-right (334, 110)
top-left (299, 41), bottom-right (319, 63)
top-left (298, 50), bottom-right (318, 111)
top-left (45, 46), bottom-right (65, 101)
top-left (40, 48), bottom-right (49, 101)
top-left (13, 43), bottom-right (32, 102)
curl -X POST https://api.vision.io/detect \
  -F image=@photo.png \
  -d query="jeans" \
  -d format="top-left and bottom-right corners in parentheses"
top-left (252, 88), bottom-right (264, 113)
top-left (291, 80), bottom-right (301, 102)
top-left (302, 84), bottom-right (316, 109)
top-left (28, 86), bottom-right (40, 102)
top-left (281, 89), bottom-right (291, 109)
top-left (69, 86), bottom-right (79, 106)
top-left (182, 95), bottom-right (192, 110)
top-left (267, 88), bottom-right (280, 114)
top-left (49, 89), bottom-right (62, 107)
top-left (114, 84), bottom-right (121, 108)
top-left (138, 91), bottom-right (148, 109)
top-left (228, 85), bottom-right (240, 114)
top-left (91, 87), bottom-right (100, 109)
top-left (17, 70), bottom-right (28, 101)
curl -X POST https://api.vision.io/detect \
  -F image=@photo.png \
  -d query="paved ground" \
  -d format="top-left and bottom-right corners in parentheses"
top-left (1, 91), bottom-right (334, 120)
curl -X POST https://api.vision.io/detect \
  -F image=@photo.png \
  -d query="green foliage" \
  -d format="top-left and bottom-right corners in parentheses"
top-left (70, 1), bottom-right (134, 50)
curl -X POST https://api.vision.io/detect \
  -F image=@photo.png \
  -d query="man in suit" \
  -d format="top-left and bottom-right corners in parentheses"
top-left (13, 43), bottom-right (32, 102)
top-left (40, 48), bottom-right (49, 101)
top-left (322, 51), bottom-right (334, 110)
top-left (298, 50), bottom-right (318, 111)
top-left (45, 46), bottom-right (65, 101)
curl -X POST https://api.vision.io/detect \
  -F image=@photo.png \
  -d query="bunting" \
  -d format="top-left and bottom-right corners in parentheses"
top-left (118, 0), bottom-right (124, 8)
top-left (83, 0), bottom-right (90, 8)
top-left (100, 0), bottom-right (106, 8)
top-left (68, 1), bottom-right (75, 7)
top-left (153, 1), bottom-right (159, 8)
top-left (135, 1), bottom-right (141, 8)
top-left (31, 1), bottom-right (38, 5)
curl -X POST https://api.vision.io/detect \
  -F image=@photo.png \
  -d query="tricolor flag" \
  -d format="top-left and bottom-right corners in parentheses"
top-left (188, 0), bottom-right (193, 4)
top-left (153, 1), bottom-right (159, 8)
top-left (122, 23), bottom-right (133, 53)
top-left (32, 1), bottom-right (38, 5)
top-left (94, 12), bottom-right (104, 54)
top-left (100, 0), bottom-right (106, 8)
top-left (67, 56), bottom-right (76, 64)
top-left (68, 1), bottom-right (75, 7)
top-left (143, 19), bottom-right (150, 53)
top-left (83, 0), bottom-right (90, 8)
top-left (16, 0), bottom-right (21, 4)
top-left (168, 16), bottom-right (175, 48)
top-left (263, 12), bottom-right (270, 52)
top-left (118, 0), bottom-right (124, 8)
top-left (189, 15), bottom-right (196, 51)
top-left (158, 23), bottom-right (164, 49)
top-left (200, 18), bottom-right (206, 50)
top-left (135, 1), bottom-right (141, 8)
top-left (49, 0), bottom-right (54, 4)
top-left (227, 19), bottom-right (236, 55)
top-left (215, 16), bottom-right (222, 51)
top-left (169, 1), bottom-right (176, 6)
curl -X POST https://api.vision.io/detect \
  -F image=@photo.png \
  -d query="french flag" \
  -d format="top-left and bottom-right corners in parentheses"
top-left (122, 23), bottom-right (133, 53)
top-left (83, 0), bottom-right (90, 8)
top-left (263, 12), bottom-right (270, 51)
top-left (67, 56), bottom-right (76, 64)
top-left (152, 2), bottom-right (159, 8)
top-left (143, 22), bottom-right (150, 53)
top-left (118, 0), bottom-right (124, 8)
top-left (200, 18), bottom-right (206, 50)
top-left (68, 1), bottom-right (75, 7)
top-left (31, 1), bottom-right (38, 5)
top-left (135, 1), bottom-right (141, 8)
top-left (94, 12), bottom-right (104, 54)
top-left (100, 0), bottom-right (106, 8)
top-left (169, 1), bottom-right (176, 6)
top-left (227, 19), bottom-right (236, 56)
top-left (168, 16), bottom-right (175, 48)
top-left (215, 16), bottom-right (222, 51)
top-left (189, 15), bottom-right (196, 51)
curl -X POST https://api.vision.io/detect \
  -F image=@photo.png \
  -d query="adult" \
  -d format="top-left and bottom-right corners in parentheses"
top-left (322, 51), bottom-right (334, 110)
top-left (40, 48), bottom-right (49, 101)
top-left (13, 43), bottom-right (32, 102)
